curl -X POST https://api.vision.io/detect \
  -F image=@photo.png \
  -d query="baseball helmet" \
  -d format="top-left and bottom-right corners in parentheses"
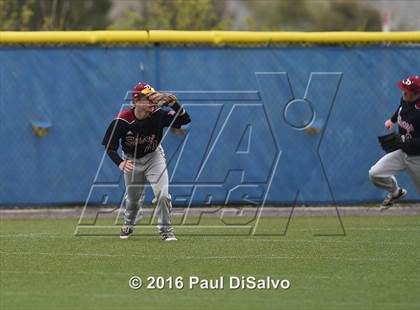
top-left (131, 82), bottom-right (155, 100)
top-left (397, 75), bottom-right (420, 93)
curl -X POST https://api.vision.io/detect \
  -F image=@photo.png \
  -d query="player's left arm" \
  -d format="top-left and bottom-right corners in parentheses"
top-left (148, 92), bottom-right (191, 128)
top-left (378, 132), bottom-right (420, 154)
top-left (167, 100), bottom-right (191, 128)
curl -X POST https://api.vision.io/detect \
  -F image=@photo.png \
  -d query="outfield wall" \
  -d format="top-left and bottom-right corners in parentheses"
top-left (1, 45), bottom-right (419, 205)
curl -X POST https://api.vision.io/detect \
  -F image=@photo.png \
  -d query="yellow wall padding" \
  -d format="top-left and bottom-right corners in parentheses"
top-left (1, 31), bottom-right (419, 45)
top-left (0, 31), bottom-right (149, 44)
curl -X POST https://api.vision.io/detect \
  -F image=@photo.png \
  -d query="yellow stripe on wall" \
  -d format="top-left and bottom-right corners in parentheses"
top-left (0, 31), bottom-right (419, 45)
top-left (0, 31), bottom-right (149, 44)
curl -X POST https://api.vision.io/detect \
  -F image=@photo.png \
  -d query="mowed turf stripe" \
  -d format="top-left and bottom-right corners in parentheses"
top-left (1, 291), bottom-right (419, 308)
top-left (0, 225), bottom-right (419, 237)
top-left (1, 250), bottom-right (418, 263)
top-left (0, 234), bottom-right (418, 247)
top-left (2, 269), bottom-right (419, 282)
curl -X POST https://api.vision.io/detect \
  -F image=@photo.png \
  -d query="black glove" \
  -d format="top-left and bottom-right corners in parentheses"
top-left (378, 132), bottom-right (403, 153)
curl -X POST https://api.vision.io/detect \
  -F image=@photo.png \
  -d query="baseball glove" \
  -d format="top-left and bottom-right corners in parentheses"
top-left (378, 132), bottom-right (403, 153)
top-left (146, 92), bottom-right (177, 107)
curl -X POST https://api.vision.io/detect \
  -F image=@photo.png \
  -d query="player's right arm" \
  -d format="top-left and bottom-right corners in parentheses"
top-left (385, 101), bottom-right (402, 130)
top-left (102, 119), bottom-right (133, 173)
top-left (384, 119), bottom-right (394, 130)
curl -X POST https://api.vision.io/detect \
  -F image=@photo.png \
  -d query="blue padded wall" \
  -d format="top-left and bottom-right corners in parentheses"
top-left (0, 46), bottom-right (418, 205)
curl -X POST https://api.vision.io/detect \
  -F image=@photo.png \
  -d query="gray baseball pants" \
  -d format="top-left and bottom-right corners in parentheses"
top-left (123, 145), bottom-right (173, 233)
top-left (369, 149), bottom-right (420, 194)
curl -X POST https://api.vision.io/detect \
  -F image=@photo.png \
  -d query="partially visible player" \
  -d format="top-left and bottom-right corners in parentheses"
top-left (369, 75), bottom-right (420, 208)
top-left (102, 82), bottom-right (191, 240)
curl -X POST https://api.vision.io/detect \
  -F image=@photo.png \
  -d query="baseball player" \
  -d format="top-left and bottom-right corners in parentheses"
top-left (102, 82), bottom-right (191, 240)
top-left (369, 75), bottom-right (420, 208)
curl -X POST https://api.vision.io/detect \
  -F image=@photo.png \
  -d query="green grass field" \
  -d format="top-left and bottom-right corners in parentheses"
top-left (1, 215), bottom-right (419, 310)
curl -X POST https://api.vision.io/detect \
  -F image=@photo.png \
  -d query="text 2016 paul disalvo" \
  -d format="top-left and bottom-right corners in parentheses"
top-left (129, 275), bottom-right (291, 290)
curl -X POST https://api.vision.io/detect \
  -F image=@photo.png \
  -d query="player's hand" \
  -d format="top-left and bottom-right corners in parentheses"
top-left (384, 119), bottom-right (394, 130)
top-left (119, 160), bottom-right (134, 173)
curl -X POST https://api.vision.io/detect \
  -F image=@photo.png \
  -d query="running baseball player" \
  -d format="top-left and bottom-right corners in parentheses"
top-left (369, 75), bottom-right (420, 208)
top-left (102, 82), bottom-right (191, 240)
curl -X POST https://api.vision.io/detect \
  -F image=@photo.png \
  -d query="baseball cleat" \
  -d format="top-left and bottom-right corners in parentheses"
top-left (120, 227), bottom-right (133, 239)
top-left (380, 188), bottom-right (407, 210)
top-left (160, 231), bottom-right (177, 241)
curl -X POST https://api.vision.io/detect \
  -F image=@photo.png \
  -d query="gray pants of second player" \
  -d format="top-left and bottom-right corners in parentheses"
top-left (123, 145), bottom-right (173, 232)
top-left (369, 149), bottom-right (420, 194)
